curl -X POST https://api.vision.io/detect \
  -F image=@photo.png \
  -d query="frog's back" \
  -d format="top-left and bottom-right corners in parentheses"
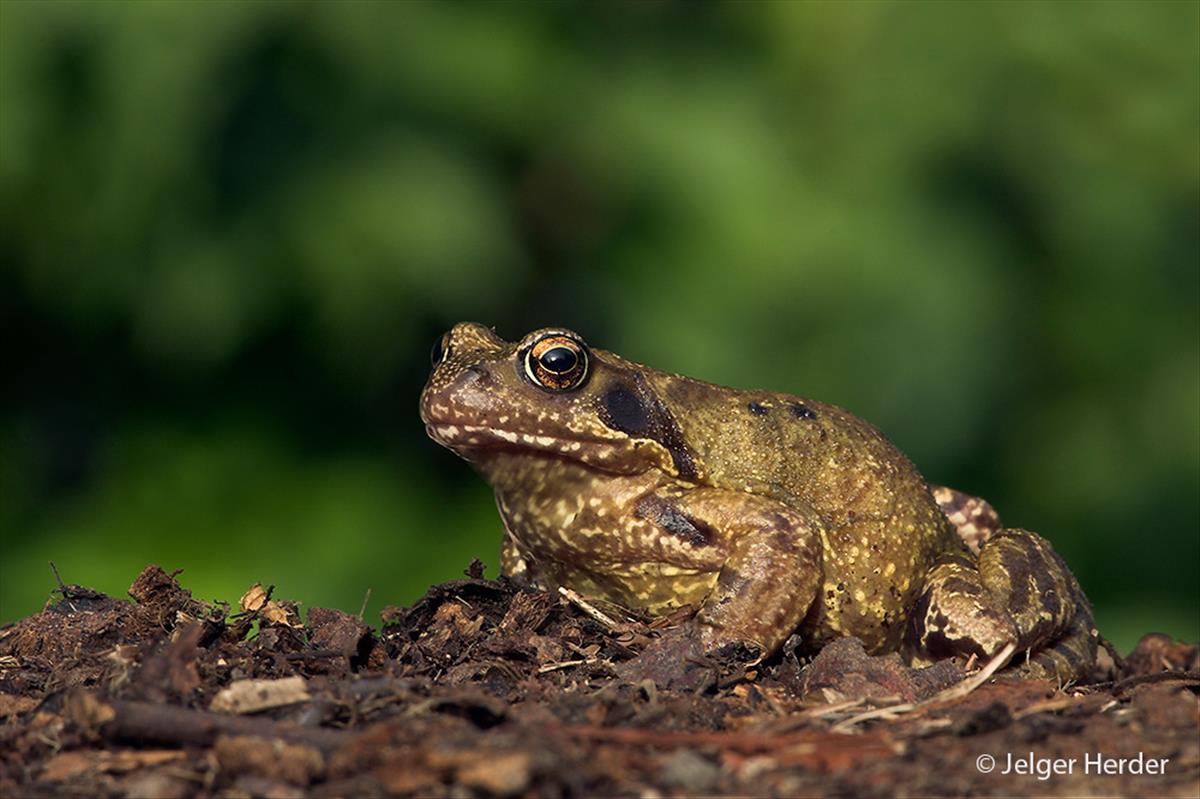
top-left (648, 370), bottom-right (925, 511)
top-left (650, 370), bottom-right (960, 651)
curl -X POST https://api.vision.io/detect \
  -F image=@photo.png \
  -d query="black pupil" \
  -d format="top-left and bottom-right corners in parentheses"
top-left (430, 336), bottom-right (445, 367)
top-left (539, 346), bottom-right (577, 373)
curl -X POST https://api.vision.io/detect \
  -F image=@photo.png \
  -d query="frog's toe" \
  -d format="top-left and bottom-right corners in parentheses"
top-left (931, 485), bottom-right (1003, 554)
top-left (1005, 608), bottom-right (1101, 683)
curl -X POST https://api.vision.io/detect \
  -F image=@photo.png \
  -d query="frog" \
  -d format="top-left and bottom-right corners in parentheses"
top-left (419, 322), bottom-right (1098, 683)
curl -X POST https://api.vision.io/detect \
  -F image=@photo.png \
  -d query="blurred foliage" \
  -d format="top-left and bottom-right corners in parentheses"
top-left (1, 1), bottom-right (1197, 651)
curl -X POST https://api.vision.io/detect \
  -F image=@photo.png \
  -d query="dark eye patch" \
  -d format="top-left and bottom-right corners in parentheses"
top-left (601, 385), bottom-right (651, 436)
top-left (597, 374), bottom-right (699, 481)
top-left (748, 401), bottom-right (769, 416)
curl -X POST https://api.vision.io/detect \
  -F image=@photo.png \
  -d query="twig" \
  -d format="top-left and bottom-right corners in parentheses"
top-left (49, 561), bottom-right (67, 592)
top-left (831, 703), bottom-right (915, 733)
top-left (1098, 634), bottom-right (1126, 673)
top-left (1012, 695), bottom-right (1088, 720)
top-left (558, 587), bottom-right (618, 629)
top-left (1111, 670), bottom-right (1200, 697)
top-left (65, 690), bottom-right (348, 751)
top-left (47, 561), bottom-right (105, 610)
top-left (824, 642), bottom-right (1019, 731)
top-left (800, 696), bottom-right (882, 718)
top-left (747, 698), bottom-right (869, 738)
top-left (357, 588), bottom-right (372, 620)
top-left (927, 641), bottom-right (1017, 704)
top-left (912, 717), bottom-right (955, 735)
top-left (537, 658), bottom-right (597, 674)
top-left (49, 561), bottom-right (77, 612)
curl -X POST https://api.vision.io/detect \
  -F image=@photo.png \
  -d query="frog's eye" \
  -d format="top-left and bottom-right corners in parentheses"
top-left (524, 334), bottom-right (589, 391)
top-left (430, 333), bottom-right (451, 367)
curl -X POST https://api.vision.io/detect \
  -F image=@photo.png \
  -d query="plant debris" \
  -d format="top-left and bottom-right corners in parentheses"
top-left (1, 563), bottom-right (1197, 797)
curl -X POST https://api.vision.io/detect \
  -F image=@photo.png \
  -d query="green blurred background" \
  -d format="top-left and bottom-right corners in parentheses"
top-left (2, 1), bottom-right (1197, 651)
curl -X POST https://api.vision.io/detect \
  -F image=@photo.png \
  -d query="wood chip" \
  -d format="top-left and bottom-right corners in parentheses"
top-left (211, 676), bottom-right (311, 715)
top-left (40, 750), bottom-right (186, 782)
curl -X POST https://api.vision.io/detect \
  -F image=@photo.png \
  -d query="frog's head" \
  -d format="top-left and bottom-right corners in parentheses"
top-left (420, 322), bottom-right (698, 480)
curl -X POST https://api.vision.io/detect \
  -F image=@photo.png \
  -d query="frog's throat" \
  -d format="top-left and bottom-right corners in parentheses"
top-left (425, 422), bottom-right (682, 478)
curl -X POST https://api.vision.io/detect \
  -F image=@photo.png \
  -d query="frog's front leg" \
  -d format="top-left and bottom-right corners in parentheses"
top-left (499, 532), bottom-right (535, 587)
top-left (637, 487), bottom-right (825, 655)
top-left (906, 529), bottom-right (1098, 681)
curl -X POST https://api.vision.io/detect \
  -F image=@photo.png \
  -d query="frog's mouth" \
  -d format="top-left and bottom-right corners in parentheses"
top-left (424, 422), bottom-right (658, 476)
top-left (425, 422), bottom-right (626, 455)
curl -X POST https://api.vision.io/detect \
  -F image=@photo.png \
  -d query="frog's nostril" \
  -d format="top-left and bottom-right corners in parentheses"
top-left (443, 365), bottom-right (494, 413)
top-left (454, 364), bottom-right (491, 392)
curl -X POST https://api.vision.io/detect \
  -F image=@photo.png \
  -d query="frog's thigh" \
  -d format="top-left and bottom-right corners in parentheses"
top-left (908, 529), bottom-right (1096, 680)
top-left (652, 488), bottom-right (823, 655)
top-left (930, 485), bottom-right (1002, 555)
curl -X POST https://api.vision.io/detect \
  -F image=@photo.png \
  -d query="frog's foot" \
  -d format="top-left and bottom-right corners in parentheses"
top-left (931, 485), bottom-right (1003, 555)
top-left (499, 532), bottom-right (538, 588)
top-left (905, 528), bottom-right (1098, 683)
top-left (615, 624), bottom-right (728, 692)
top-left (801, 637), bottom-right (965, 703)
top-left (1004, 607), bottom-right (1100, 682)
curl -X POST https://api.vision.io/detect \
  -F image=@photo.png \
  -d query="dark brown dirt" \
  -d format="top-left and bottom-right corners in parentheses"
top-left (1, 563), bottom-right (1197, 798)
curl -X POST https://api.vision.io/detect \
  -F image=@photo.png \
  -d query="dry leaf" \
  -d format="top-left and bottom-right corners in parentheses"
top-left (261, 602), bottom-right (296, 626)
top-left (240, 584), bottom-right (269, 613)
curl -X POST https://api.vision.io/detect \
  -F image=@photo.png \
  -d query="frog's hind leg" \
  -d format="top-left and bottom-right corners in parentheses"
top-left (907, 528), bottom-right (1098, 682)
top-left (931, 485), bottom-right (1002, 555)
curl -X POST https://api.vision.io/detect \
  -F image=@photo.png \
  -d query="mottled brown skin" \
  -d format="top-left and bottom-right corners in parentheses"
top-left (420, 323), bottom-right (1097, 681)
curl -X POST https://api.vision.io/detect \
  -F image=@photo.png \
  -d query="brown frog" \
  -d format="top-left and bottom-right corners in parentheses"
top-left (420, 323), bottom-right (1097, 681)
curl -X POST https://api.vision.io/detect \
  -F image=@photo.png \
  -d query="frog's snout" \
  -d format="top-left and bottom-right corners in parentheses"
top-left (420, 361), bottom-right (497, 428)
